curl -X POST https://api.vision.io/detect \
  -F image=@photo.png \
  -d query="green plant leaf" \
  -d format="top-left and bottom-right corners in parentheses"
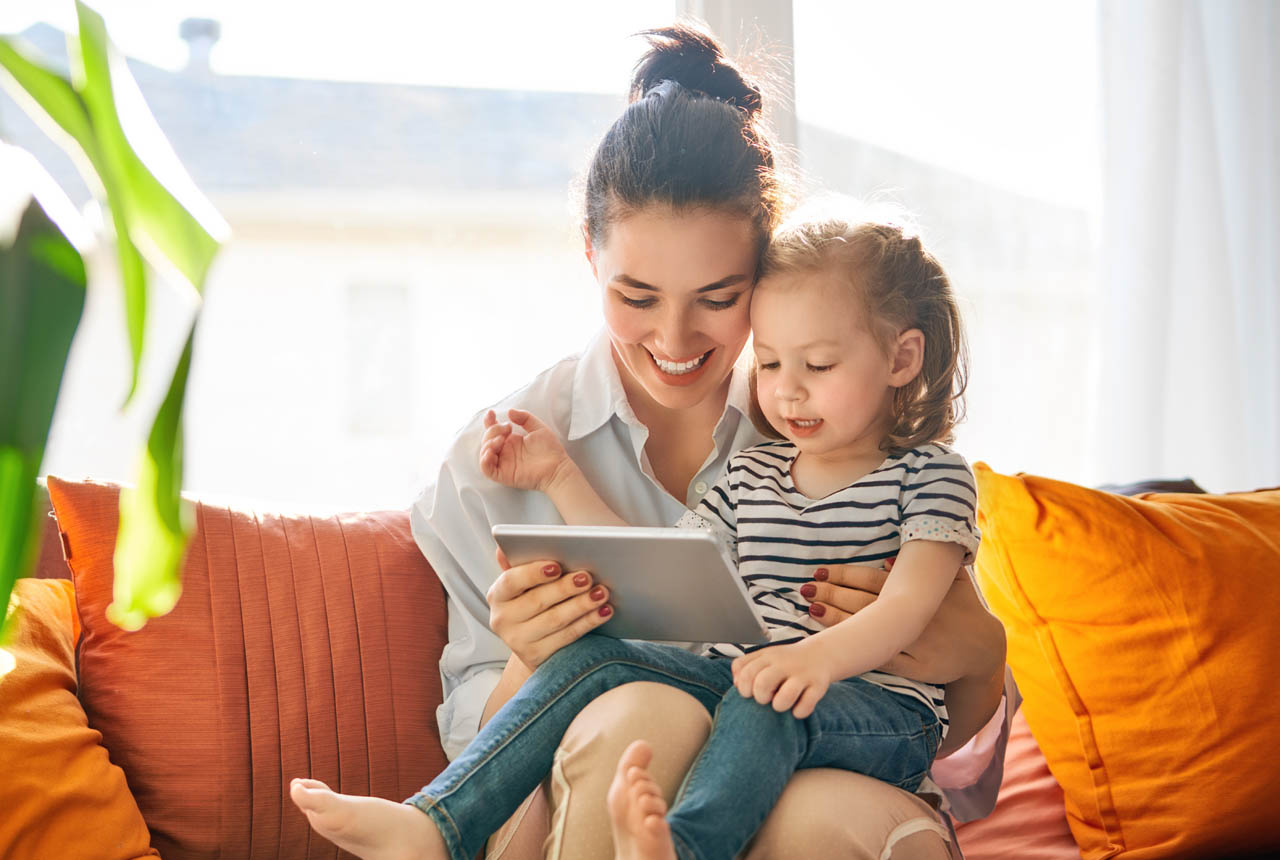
top-left (72, 2), bottom-right (225, 293)
top-left (2, 5), bottom-right (226, 632)
top-left (0, 169), bottom-right (88, 638)
top-left (0, 39), bottom-right (95, 159)
top-left (110, 325), bottom-right (195, 631)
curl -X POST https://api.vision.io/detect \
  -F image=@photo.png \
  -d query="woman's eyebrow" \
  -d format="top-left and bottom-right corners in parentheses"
top-left (611, 274), bottom-right (751, 292)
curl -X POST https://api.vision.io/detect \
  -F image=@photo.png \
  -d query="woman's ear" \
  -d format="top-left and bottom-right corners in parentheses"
top-left (888, 328), bottom-right (925, 387)
top-left (582, 224), bottom-right (599, 280)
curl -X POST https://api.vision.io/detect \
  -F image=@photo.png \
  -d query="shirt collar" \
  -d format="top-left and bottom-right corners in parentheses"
top-left (568, 329), bottom-right (755, 442)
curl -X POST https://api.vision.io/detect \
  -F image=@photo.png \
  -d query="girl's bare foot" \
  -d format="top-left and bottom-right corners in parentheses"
top-left (606, 741), bottom-right (678, 860)
top-left (289, 778), bottom-right (449, 860)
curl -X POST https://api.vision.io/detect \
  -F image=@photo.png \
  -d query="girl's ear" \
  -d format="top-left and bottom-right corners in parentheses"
top-left (888, 328), bottom-right (925, 387)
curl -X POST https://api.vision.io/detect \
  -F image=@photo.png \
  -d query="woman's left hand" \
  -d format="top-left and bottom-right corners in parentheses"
top-left (799, 561), bottom-right (1005, 685)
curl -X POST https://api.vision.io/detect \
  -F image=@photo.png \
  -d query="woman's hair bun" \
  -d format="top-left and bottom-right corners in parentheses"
top-left (630, 23), bottom-right (763, 117)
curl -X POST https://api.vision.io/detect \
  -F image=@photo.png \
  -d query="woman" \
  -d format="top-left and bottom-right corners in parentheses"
top-left (417, 24), bottom-right (1008, 860)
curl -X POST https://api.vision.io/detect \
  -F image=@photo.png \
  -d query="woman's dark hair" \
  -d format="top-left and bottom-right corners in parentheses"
top-left (583, 23), bottom-right (786, 256)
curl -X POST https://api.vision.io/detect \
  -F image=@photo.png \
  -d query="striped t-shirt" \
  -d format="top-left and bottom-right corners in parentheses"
top-left (677, 440), bottom-right (980, 729)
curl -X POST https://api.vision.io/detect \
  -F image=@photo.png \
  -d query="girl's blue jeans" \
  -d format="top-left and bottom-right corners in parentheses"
top-left (405, 635), bottom-right (941, 860)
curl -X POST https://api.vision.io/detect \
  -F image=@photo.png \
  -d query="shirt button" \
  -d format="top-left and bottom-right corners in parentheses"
top-left (694, 481), bottom-right (708, 495)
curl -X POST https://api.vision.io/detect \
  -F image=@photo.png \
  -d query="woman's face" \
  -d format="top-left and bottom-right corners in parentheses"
top-left (589, 208), bottom-right (758, 414)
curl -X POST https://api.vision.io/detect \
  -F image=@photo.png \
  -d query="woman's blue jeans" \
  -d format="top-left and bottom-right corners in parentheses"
top-left (405, 635), bottom-right (940, 860)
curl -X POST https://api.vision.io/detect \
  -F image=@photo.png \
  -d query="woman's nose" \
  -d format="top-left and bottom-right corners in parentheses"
top-left (654, 306), bottom-right (697, 358)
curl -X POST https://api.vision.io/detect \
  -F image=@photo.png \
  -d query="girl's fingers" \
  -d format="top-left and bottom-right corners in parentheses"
top-left (772, 677), bottom-right (806, 713)
top-left (483, 409), bottom-right (496, 428)
top-left (508, 409), bottom-right (551, 434)
top-left (793, 685), bottom-right (825, 719)
top-left (751, 666), bottom-right (782, 705)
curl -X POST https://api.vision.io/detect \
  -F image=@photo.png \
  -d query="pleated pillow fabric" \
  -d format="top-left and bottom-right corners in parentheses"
top-left (45, 477), bottom-right (450, 860)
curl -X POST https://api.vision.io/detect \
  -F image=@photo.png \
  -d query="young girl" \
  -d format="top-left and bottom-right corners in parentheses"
top-left (294, 215), bottom-right (979, 860)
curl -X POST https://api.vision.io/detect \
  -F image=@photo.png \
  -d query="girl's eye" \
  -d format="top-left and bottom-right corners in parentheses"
top-left (620, 295), bottom-right (657, 309)
top-left (807, 364), bottom-right (834, 373)
top-left (758, 361), bottom-right (779, 371)
top-left (700, 294), bottom-right (741, 310)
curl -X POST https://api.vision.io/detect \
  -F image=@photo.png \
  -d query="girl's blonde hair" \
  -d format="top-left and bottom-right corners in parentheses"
top-left (748, 216), bottom-right (969, 456)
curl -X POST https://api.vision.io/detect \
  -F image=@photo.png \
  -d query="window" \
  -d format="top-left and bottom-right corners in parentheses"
top-left (793, 0), bottom-right (1101, 482)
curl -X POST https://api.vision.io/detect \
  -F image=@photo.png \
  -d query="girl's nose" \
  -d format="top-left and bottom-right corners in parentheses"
top-left (774, 370), bottom-right (804, 401)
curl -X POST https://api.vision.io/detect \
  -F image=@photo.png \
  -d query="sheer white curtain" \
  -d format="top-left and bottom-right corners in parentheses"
top-left (1094, 0), bottom-right (1279, 491)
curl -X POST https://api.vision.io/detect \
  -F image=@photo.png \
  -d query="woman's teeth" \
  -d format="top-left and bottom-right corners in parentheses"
top-left (653, 351), bottom-right (709, 375)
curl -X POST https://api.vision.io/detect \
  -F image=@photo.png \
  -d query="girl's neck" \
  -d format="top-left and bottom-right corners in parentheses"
top-left (789, 421), bottom-right (895, 500)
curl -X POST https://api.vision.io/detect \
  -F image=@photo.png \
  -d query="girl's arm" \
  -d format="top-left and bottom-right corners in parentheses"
top-left (806, 539), bottom-right (967, 680)
top-left (542, 459), bottom-right (628, 527)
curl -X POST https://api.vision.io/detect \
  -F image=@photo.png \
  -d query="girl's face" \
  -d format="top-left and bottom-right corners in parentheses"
top-left (751, 271), bottom-right (921, 465)
top-left (589, 208), bottom-right (757, 413)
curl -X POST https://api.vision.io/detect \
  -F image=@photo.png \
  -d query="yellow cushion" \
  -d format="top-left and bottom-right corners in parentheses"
top-left (973, 464), bottom-right (1280, 860)
top-left (0, 578), bottom-right (156, 859)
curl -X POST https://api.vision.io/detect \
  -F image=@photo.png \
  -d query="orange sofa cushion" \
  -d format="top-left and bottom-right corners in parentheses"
top-left (45, 477), bottom-right (450, 860)
top-left (973, 465), bottom-right (1280, 859)
top-left (0, 578), bottom-right (157, 860)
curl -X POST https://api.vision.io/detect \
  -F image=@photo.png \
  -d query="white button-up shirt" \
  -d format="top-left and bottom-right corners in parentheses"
top-left (410, 328), bottom-right (1012, 824)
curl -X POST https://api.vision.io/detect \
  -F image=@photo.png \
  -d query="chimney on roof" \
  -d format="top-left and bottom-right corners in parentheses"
top-left (179, 17), bottom-right (220, 76)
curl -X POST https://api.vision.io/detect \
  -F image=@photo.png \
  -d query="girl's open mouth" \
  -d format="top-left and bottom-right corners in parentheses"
top-left (786, 418), bottom-right (823, 437)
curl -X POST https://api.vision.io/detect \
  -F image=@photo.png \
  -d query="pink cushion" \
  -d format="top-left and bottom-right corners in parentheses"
top-left (953, 708), bottom-right (1080, 860)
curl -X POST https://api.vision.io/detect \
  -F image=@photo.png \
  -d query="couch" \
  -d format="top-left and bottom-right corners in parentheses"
top-left (3, 471), bottom-right (1278, 860)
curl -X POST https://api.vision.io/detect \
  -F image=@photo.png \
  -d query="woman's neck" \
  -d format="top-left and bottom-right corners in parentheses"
top-left (615, 356), bottom-right (732, 500)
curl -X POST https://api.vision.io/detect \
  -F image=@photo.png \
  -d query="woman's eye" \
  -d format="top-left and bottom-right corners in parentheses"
top-left (620, 295), bottom-right (657, 309)
top-left (807, 364), bottom-right (834, 373)
top-left (700, 294), bottom-right (741, 310)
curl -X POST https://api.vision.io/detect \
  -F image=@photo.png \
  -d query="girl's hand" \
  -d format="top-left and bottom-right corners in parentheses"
top-left (799, 559), bottom-right (1004, 685)
top-left (731, 640), bottom-right (831, 719)
top-left (479, 408), bottom-right (574, 493)
top-left (486, 546), bottom-right (613, 670)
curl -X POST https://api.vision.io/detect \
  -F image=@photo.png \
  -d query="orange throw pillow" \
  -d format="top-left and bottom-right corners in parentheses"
top-left (0, 578), bottom-right (157, 860)
top-left (45, 477), bottom-right (450, 860)
top-left (973, 465), bottom-right (1280, 860)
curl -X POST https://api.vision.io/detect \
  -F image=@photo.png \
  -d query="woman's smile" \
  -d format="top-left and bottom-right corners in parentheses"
top-left (648, 347), bottom-right (714, 384)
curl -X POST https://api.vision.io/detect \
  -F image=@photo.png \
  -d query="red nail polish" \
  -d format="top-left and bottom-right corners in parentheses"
top-left (589, 586), bottom-right (605, 601)
top-left (800, 583), bottom-right (816, 599)
top-left (543, 564), bottom-right (559, 577)
top-left (814, 568), bottom-right (829, 582)
top-left (598, 605), bottom-right (613, 617)
top-left (573, 573), bottom-right (589, 587)
top-left (809, 603), bottom-right (826, 618)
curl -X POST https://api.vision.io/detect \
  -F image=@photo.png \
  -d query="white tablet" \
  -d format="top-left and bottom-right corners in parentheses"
top-left (491, 524), bottom-right (770, 645)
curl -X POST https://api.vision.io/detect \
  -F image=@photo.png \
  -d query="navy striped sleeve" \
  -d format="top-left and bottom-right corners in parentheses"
top-left (898, 446), bottom-right (980, 562)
